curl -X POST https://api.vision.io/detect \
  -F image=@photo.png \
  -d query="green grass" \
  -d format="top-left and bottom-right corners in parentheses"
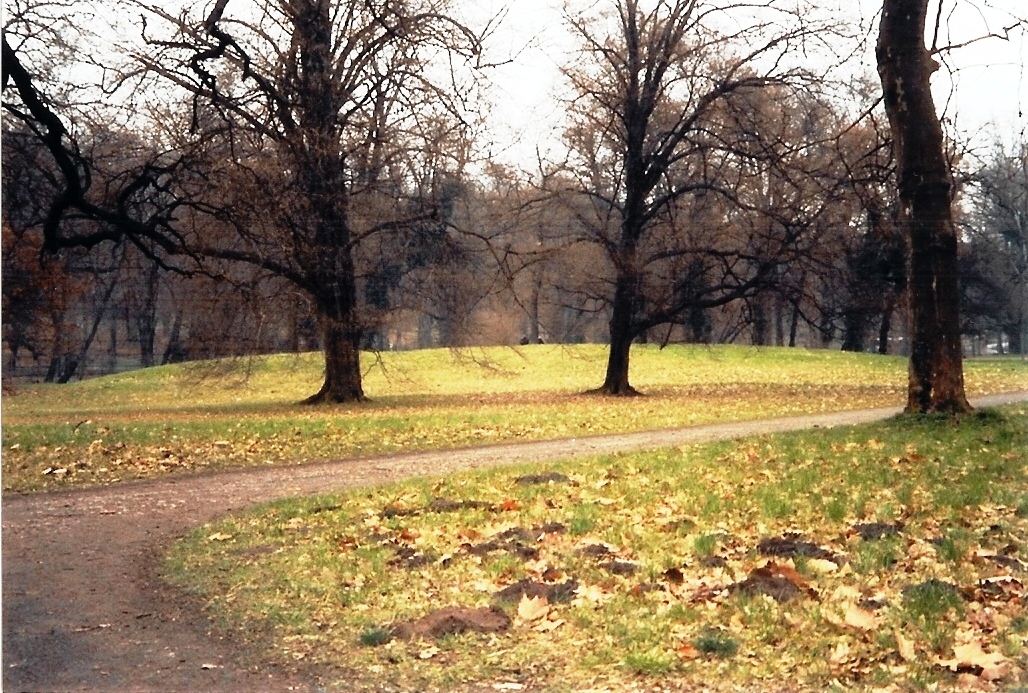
top-left (3, 345), bottom-right (1026, 493)
top-left (164, 404), bottom-right (1028, 692)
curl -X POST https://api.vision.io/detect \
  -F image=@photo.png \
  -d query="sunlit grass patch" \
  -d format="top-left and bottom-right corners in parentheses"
top-left (164, 404), bottom-right (1028, 692)
top-left (4, 346), bottom-right (1026, 492)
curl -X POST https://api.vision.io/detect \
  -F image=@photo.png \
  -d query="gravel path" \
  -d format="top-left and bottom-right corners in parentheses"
top-left (4, 392), bottom-right (1026, 693)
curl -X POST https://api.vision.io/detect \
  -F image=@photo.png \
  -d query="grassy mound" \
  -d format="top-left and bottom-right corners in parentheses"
top-left (3, 345), bottom-right (1025, 492)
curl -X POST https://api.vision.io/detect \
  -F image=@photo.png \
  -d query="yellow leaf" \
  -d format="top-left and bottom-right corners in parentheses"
top-left (517, 594), bottom-right (550, 622)
top-left (844, 604), bottom-right (879, 631)
top-left (937, 641), bottom-right (1008, 678)
top-left (831, 585), bottom-right (863, 601)
top-left (895, 629), bottom-right (917, 662)
top-left (830, 640), bottom-right (850, 665)
top-left (206, 532), bottom-right (234, 542)
top-left (533, 618), bottom-right (565, 632)
top-left (572, 584), bottom-right (607, 605)
top-left (807, 558), bottom-right (839, 573)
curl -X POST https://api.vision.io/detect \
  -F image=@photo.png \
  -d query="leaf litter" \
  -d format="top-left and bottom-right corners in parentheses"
top-left (167, 405), bottom-right (1028, 691)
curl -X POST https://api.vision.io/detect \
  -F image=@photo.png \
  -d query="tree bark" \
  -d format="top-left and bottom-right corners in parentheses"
top-left (876, 0), bottom-right (972, 414)
top-left (304, 307), bottom-right (365, 404)
top-left (878, 299), bottom-right (895, 355)
top-left (593, 276), bottom-right (641, 396)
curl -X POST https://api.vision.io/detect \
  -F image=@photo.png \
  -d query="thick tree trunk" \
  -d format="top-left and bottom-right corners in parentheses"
top-left (592, 278), bottom-right (640, 396)
top-left (304, 305), bottom-right (365, 404)
top-left (876, 0), bottom-right (971, 414)
top-left (1008, 320), bottom-right (1024, 355)
top-left (841, 309), bottom-right (868, 353)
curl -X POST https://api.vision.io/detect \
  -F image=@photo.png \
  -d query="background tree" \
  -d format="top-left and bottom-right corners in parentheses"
top-left (964, 140), bottom-right (1028, 355)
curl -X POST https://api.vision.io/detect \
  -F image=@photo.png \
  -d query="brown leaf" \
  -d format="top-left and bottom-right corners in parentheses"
top-left (677, 642), bottom-right (702, 660)
top-left (663, 567), bottom-right (685, 585)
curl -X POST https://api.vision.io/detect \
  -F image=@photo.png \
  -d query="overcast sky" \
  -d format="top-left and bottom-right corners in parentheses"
top-left (477, 0), bottom-right (1028, 165)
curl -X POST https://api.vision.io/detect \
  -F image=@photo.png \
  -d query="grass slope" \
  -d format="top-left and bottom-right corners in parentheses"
top-left (3, 345), bottom-right (1026, 493)
top-left (166, 405), bottom-right (1028, 692)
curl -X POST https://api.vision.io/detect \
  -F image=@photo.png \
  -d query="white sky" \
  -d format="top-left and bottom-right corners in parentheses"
top-left (477, 0), bottom-right (1028, 165)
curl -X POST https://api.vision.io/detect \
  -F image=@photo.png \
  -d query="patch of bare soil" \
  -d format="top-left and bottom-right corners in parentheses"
top-left (3, 393), bottom-right (1025, 692)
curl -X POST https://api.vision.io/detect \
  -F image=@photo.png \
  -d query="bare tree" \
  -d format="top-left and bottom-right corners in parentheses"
top-left (117, 0), bottom-right (489, 401)
top-left (557, 0), bottom-right (840, 394)
top-left (965, 140), bottom-right (1028, 355)
top-left (875, 0), bottom-right (976, 413)
top-left (4, 0), bottom-right (491, 400)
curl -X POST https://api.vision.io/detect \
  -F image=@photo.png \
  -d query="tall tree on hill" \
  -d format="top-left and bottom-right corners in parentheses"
top-left (116, 0), bottom-right (489, 402)
top-left (559, 0), bottom-right (840, 395)
top-left (3, 0), bottom-right (486, 402)
top-left (876, 0), bottom-right (972, 413)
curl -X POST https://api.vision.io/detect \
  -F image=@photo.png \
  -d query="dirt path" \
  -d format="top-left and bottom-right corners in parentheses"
top-left (4, 393), bottom-right (1027, 693)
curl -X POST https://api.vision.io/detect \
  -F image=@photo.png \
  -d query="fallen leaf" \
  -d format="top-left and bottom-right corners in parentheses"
top-left (418, 646), bottom-right (440, 659)
top-left (844, 604), bottom-right (879, 631)
top-left (937, 642), bottom-right (1009, 680)
top-left (533, 618), bottom-right (565, 632)
top-left (807, 558), bottom-right (839, 573)
top-left (573, 584), bottom-right (608, 605)
top-left (980, 662), bottom-right (1011, 682)
top-left (206, 532), bottom-right (234, 542)
top-left (956, 673), bottom-right (986, 690)
top-left (831, 585), bottom-right (863, 601)
top-left (677, 642), bottom-right (702, 660)
top-left (517, 594), bottom-right (550, 622)
top-left (830, 640), bottom-right (851, 665)
top-left (895, 629), bottom-right (917, 662)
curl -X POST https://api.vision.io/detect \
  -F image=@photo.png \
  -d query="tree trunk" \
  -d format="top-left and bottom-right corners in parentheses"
top-left (592, 278), bottom-right (639, 396)
top-left (788, 301), bottom-right (800, 347)
top-left (876, 0), bottom-right (971, 414)
top-left (841, 309), bottom-right (868, 352)
top-left (161, 311), bottom-right (185, 364)
top-left (750, 293), bottom-right (771, 346)
top-left (878, 299), bottom-right (895, 355)
top-left (304, 307), bottom-right (365, 404)
top-left (528, 273), bottom-right (542, 344)
top-left (1008, 320), bottom-right (1024, 355)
